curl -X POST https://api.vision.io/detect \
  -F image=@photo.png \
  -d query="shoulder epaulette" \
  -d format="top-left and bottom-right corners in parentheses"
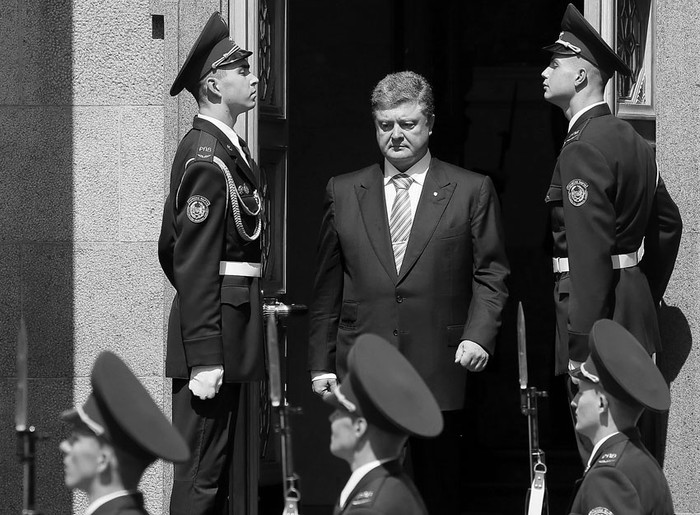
top-left (349, 489), bottom-right (376, 507)
top-left (591, 438), bottom-right (629, 469)
top-left (193, 131), bottom-right (217, 163)
top-left (562, 118), bottom-right (592, 148)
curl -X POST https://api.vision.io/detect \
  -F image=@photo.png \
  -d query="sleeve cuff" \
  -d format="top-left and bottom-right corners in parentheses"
top-left (183, 334), bottom-right (224, 367)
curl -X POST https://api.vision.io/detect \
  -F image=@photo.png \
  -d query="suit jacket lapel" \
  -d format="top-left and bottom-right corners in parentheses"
top-left (398, 159), bottom-right (454, 282)
top-left (192, 117), bottom-right (258, 186)
top-left (356, 165), bottom-right (397, 283)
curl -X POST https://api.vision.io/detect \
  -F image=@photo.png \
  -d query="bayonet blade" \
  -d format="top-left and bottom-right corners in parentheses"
top-left (265, 312), bottom-right (282, 408)
top-left (15, 318), bottom-right (28, 431)
top-left (517, 302), bottom-right (528, 390)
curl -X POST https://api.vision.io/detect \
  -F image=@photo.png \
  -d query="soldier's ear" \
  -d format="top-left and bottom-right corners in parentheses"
top-left (354, 417), bottom-right (368, 438)
top-left (598, 393), bottom-right (609, 411)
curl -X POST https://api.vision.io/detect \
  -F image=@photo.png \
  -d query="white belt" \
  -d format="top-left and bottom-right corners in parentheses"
top-left (219, 261), bottom-right (262, 277)
top-left (553, 244), bottom-right (644, 274)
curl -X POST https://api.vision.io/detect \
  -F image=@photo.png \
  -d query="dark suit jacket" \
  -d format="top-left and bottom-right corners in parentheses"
top-left (547, 104), bottom-right (682, 374)
top-left (92, 492), bottom-right (149, 515)
top-left (568, 430), bottom-right (674, 515)
top-left (309, 157), bottom-right (509, 410)
top-left (333, 460), bottom-right (428, 515)
top-left (158, 117), bottom-right (265, 382)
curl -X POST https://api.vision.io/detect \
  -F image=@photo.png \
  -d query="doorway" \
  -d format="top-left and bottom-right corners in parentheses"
top-left (282, 1), bottom-right (583, 513)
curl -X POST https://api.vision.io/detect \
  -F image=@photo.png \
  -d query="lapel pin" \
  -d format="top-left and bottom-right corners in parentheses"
top-left (433, 191), bottom-right (438, 196)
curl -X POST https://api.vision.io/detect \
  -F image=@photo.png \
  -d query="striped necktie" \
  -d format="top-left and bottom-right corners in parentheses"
top-left (389, 173), bottom-right (414, 273)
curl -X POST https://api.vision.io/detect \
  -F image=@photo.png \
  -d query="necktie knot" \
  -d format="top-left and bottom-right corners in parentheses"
top-left (391, 173), bottom-right (412, 191)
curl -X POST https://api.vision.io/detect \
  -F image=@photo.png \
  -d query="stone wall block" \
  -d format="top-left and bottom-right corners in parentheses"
top-left (0, 107), bottom-right (74, 242)
top-left (72, 106), bottom-right (121, 242)
top-left (120, 106), bottom-right (165, 241)
top-left (73, 242), bottom-right (164, 377)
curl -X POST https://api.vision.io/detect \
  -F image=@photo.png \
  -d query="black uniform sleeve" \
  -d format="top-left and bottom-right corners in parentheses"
top-left (559, 141), bottom-right (616, 360)
top-left (172, 160), bottom-right (227, 367)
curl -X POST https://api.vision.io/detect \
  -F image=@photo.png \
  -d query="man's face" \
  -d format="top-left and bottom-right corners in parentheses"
top-left (374, 101), bottom-right (434, 172)
top-left (570, 377), bottom-right (603, 440)
top-left (214, 59), bottom-right (259, 117)
top-left (59, 428), bottom-right (106, 492)
top-left (541, 54), bottom-right (580, 110)
top-left (328, 408), bottom-right (361, 462)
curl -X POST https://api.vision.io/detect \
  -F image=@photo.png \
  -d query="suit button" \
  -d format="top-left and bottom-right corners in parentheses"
top-left (396, 295), bottom-right (403, 303)
top-left (393, 329), bottom-right (398, 337)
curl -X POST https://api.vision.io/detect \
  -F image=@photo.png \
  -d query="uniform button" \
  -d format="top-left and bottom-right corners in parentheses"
top-left (393, 329), bottom-right (398, 337)
top-left (396, 295), bottom-right (403, 303)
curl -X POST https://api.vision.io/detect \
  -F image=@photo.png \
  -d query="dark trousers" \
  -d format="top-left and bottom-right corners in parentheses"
top-left (170, 379), bottom-right (241, 515)
top-left (406, 409), bottom-right (464, 515)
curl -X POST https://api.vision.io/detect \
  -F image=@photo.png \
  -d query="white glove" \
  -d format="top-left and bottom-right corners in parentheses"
top-left (189, 365), bottom-right (224, 400)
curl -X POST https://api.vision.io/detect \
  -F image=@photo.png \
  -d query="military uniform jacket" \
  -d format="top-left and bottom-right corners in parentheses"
top-left (568, 429), bottom-right (673, 515)
top-left (158, 116), bottom-right (265, 382)
top-left (308, 158), bottom-right (509, 410)
top-left (333, 460), bottom-right (428, 515)
top-left (91, 492), bottom-right (150, 515)
top-left (547, 103), bottom-right (682, 374)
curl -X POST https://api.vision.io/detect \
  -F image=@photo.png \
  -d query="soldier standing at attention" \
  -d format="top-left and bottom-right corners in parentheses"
top-left (158, 12), bottom-right (265, 515)
top-left (541, 4), bottom-right (681, 460)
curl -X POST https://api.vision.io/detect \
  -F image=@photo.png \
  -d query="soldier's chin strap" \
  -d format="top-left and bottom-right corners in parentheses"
top-left (527, 461), bottom-right (547, 515)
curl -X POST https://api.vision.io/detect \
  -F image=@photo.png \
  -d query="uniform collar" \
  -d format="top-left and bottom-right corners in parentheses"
top-left (196, 114), bottom-right (250, 167)
top-left (339, 458), bottom-right (394, 508)
top-left (568, 100), bottom-right (607, 132)
top-left (585, 431), bottom-right (621, 472)
top-left (85, 490), bottom-right (139, 515)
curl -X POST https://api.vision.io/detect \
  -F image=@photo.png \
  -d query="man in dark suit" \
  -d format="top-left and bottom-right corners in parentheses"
top-left (568, 319), bottom-right (674, 514)
top-left (60, 352), bottom-right (189, 515)
top-left (541, 4), bottom-right (682, 460)
top-left (324, 334), bottom-right (443, 515)
top-left (308, 71), bottom-right (509, 513)
top-left (158, 12), bottom-right (265, 514)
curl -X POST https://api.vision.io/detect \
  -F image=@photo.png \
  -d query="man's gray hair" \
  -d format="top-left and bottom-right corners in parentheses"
top-left (371, 71), bottom-right (435, 118)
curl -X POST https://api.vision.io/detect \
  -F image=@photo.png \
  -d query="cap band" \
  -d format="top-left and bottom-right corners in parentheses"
top-left (579, 362), bottom-right (600, 383)
top-left (76, 405), bottom-right (106, 436)
top-left (554, 38), bottom-right (582, 54)
top-left (211, 42), bottom-right (243, 69)
top-left (332, 386), bottom-right (357, 413)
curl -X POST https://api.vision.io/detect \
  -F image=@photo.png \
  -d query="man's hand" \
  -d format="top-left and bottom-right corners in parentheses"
top-left (310, 371), bottom-right (338, 401)
top-left (189, 365), bottom-right (224, 400)
top-left (455, 340), bottom-right (489, 372)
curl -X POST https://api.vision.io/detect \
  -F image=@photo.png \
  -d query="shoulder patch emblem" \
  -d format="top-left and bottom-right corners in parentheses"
top-left (186, 195), bottom-right (210, 223)
top-left (350, 490), bottom-right (374, 506)
top-left (588, 507), bottom-right (613, 515)
top-left (597, 452), bottom-right (618, 465)
top-left (566, 179), bottom-right (588, 206)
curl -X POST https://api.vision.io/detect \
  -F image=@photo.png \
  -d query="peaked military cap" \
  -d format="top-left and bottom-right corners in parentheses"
top-left (61, 351), bottom-right (190, 463)
top-left (170, 11), bottom-right (253, 96)
top-left (325, 334), bottom-right (443, 438)
top-left (544, 3), bottom-right (632, 78)
top-left (571, 319), bottom-right (671, 412)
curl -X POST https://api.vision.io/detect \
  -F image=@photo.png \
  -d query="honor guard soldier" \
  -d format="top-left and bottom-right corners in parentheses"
top-left (541, 5), bottom-right (682, 461)
top-left (324, 334), bottom-right (444, 515)
top-left (568, 319), bottom-right (674, 515)
top-left (158, 11), bottom-right (265, 515)
top-left (60, 351), bottom-right (190, 515)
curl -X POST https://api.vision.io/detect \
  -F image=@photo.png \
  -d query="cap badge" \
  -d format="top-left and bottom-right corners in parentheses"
top-left (567, 179), bottom-right (588, 207)
top-left (187, 195), bottom-right (211, 223)
top-left (588, 508), bottom-right (613, 515)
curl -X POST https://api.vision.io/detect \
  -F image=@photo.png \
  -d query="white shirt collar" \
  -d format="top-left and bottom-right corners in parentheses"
top-left (85, 490), bottom-right (137, 515)
top-left (585, 431), bottom-right (621, 472)
top-left (339, 458), bottom-right (394, 508)
top-left (568, 101), bottom-right (607, 132)
top-left (383, 150), bottom-right (431, 186)
top-left (196, 114), bottom-right (249, 166)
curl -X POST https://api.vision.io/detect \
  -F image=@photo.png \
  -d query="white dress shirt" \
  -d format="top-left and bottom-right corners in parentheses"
top-left (383, 151), bottom-right (431, 222)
